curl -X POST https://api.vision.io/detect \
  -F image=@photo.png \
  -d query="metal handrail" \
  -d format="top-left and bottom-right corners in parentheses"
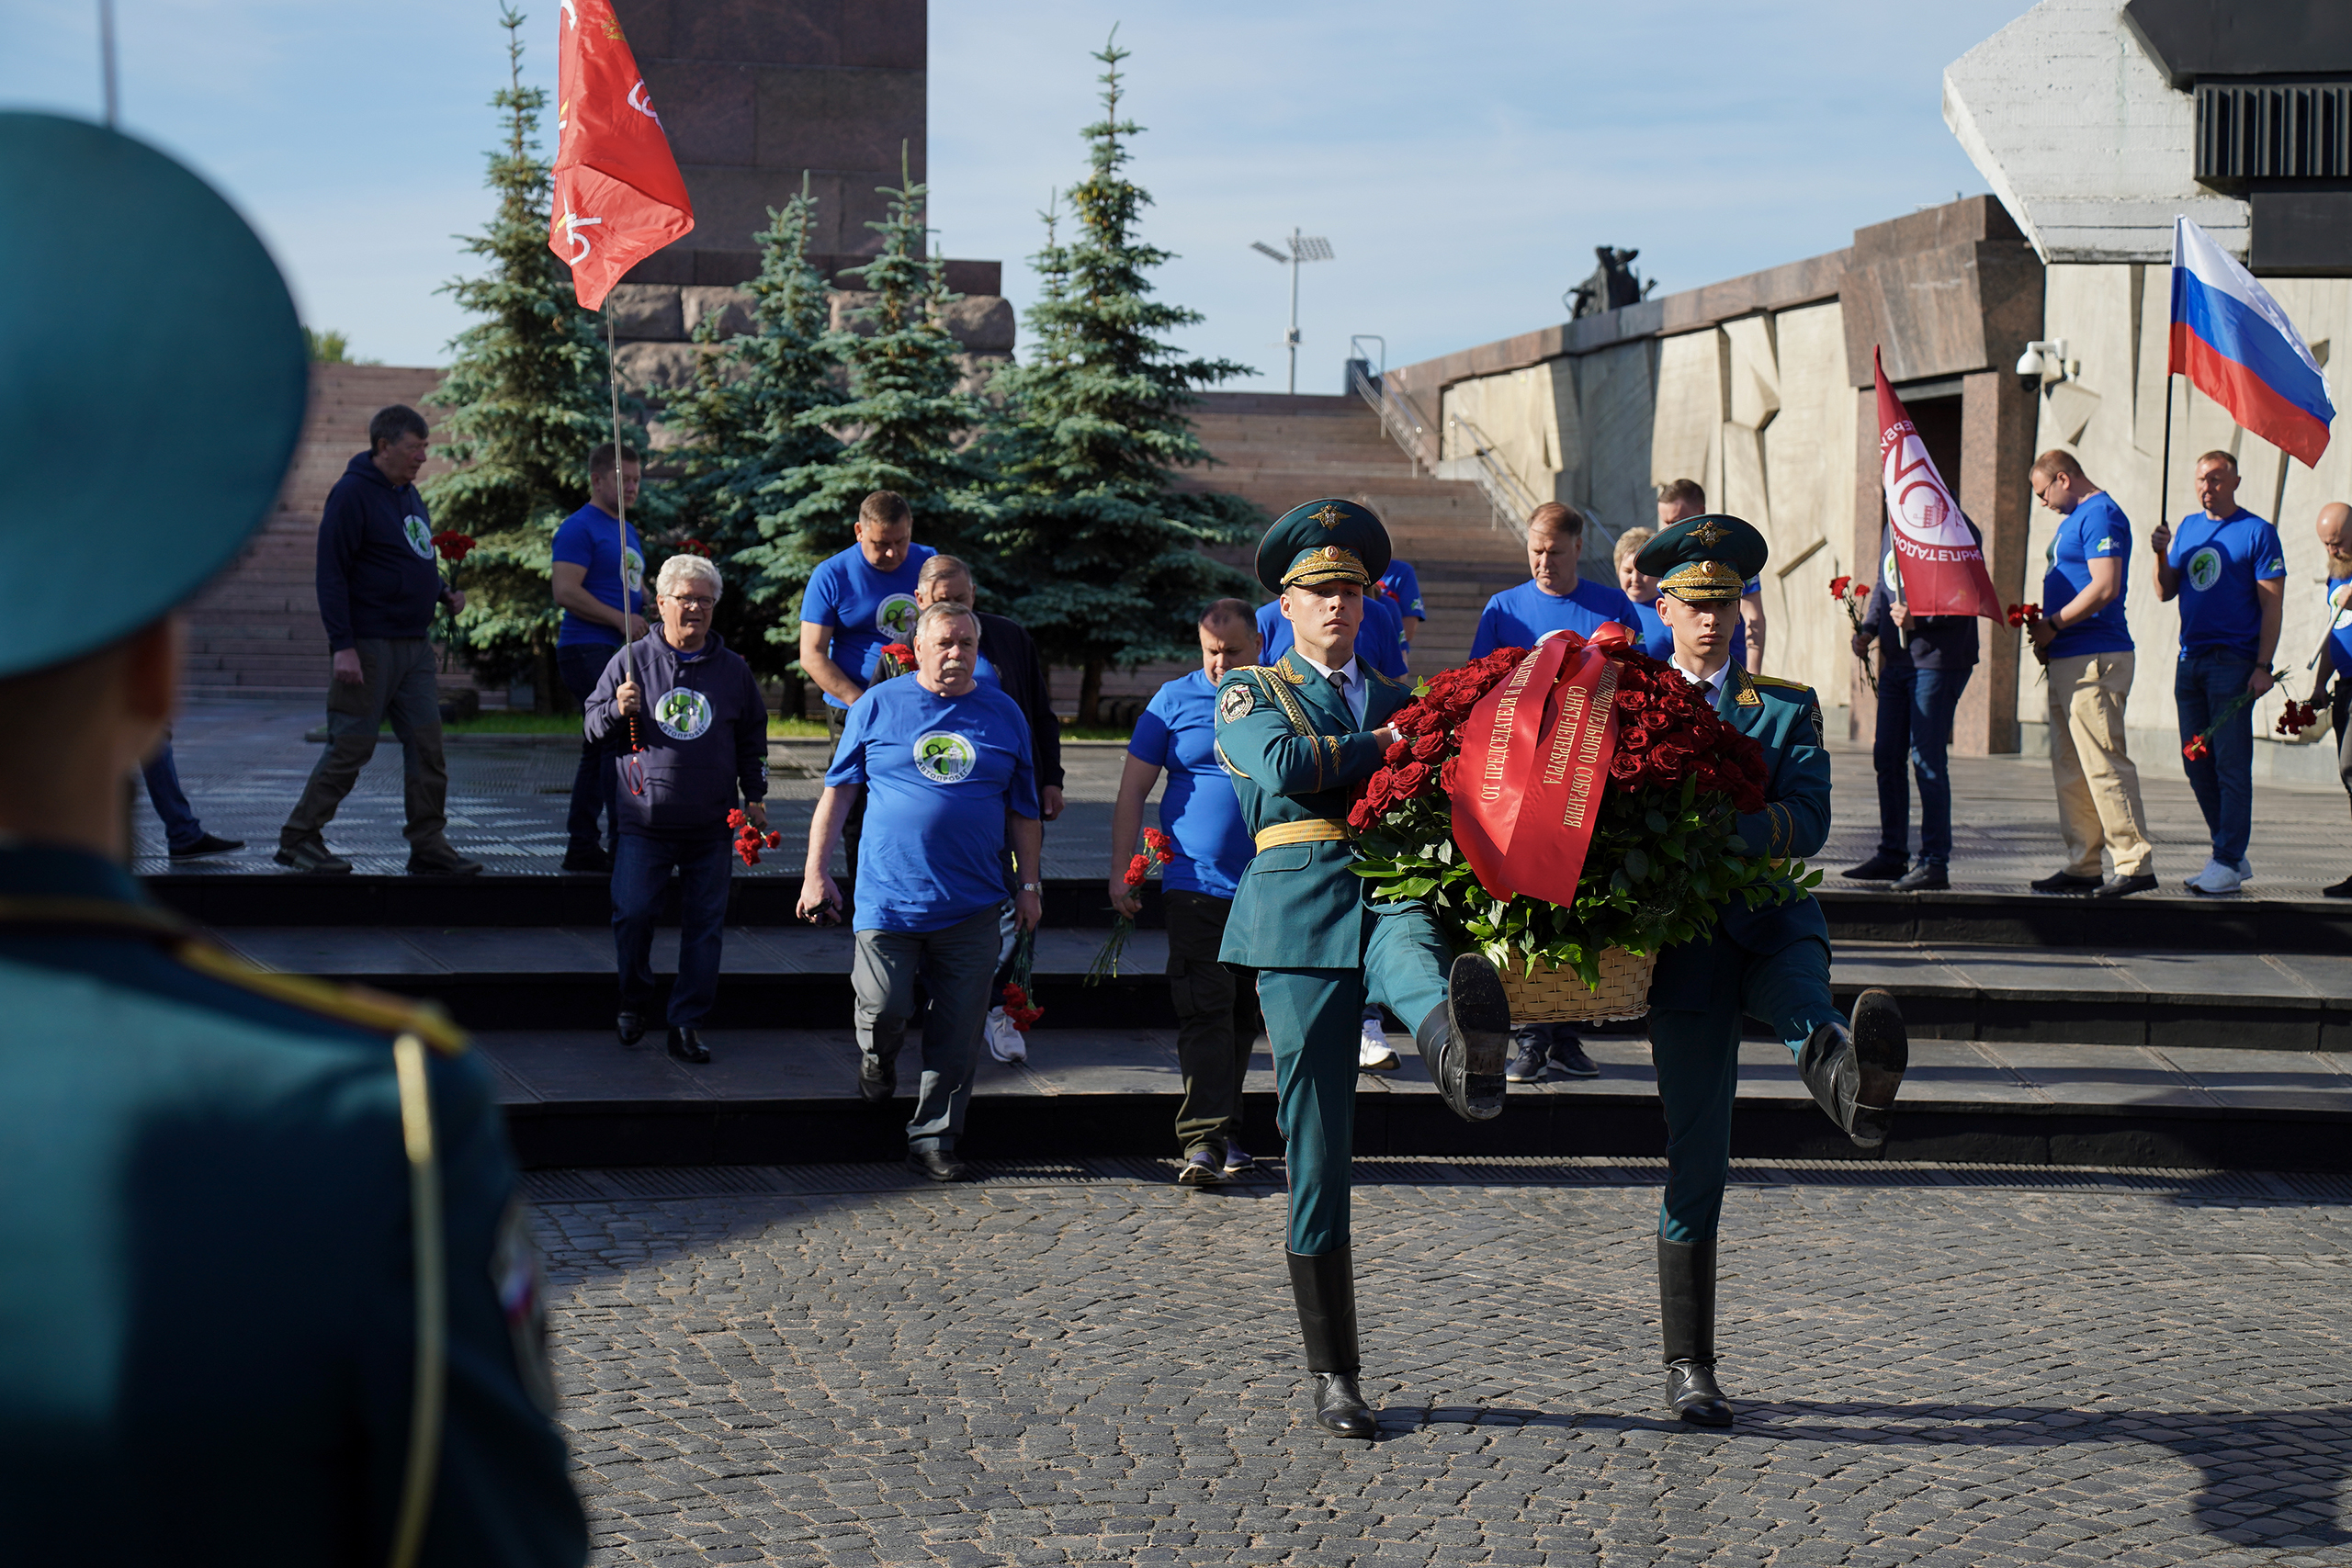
top-left (1444, 412), bottom-right (1540, 540)
top-left (1345, 357), bottom-right (1435, 476)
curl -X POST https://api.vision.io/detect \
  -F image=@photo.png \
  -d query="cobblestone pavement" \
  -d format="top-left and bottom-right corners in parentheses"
top-left (533, 1165), bottom-right (2352, 1566)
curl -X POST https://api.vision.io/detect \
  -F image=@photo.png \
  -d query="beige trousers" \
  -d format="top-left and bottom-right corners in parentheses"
top-left (2046, 650), bottom-right (2154, 877)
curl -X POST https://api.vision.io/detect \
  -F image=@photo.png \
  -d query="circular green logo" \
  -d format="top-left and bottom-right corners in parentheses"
top-left (2187, 547), bottom-right (2222, 592)
top-left (877, 592), bottom-right (919, 638)
top-left (912, 729), bottom-right (977, 784)
top-left (403, 514), bottom-right (434, 560)
top-left (653, 688), bottom-right (713, 741)
top-left (623, 547), bottom-right (644, 592)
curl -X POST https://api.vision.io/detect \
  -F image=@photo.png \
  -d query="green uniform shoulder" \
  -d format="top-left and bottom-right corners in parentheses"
top-left (1747, 671), bottom-right (1815, 696)
top-left (1366, 666), bottom-right (1414, 690)
top-left (175, 940), bottom-right (470, 1056)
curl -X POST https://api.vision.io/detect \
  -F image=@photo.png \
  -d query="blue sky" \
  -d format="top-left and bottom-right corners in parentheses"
top-left (5, 1), bottom-right (2025, 389)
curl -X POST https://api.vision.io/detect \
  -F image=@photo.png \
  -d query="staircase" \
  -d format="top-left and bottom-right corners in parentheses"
top-left (1172, 391), bottom-right (1529, 676)
top-left (182, 365), bottom-right (447, 697)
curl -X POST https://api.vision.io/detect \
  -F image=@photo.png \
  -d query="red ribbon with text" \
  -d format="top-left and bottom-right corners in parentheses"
top-left (1447, 625), bottom-right (1631, 906)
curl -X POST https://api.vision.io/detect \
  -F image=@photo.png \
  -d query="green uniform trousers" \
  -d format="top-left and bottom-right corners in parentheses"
top-left (1258, 901), bottom-right (1452, 1256)
top-left (1647, 934), bottom-right (1841, 1244)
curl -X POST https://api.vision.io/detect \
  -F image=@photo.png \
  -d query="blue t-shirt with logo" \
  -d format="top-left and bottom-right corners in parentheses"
top-left (1379, 559), bottom-right (1425, 624)
top-left (2042, 491), bottom-right (2134, 659)
top-left (1126, 671), bottom-right (1252, 901)
top-left (549, 504), bottom-right (644, 649)
top-left (2169, 507), bottom-right (2286, 661)
top-left (1470, 576), bottom-right (1641, 659)
top-left (2327, 575), bottom-right (2352, 681)
top-left (1630, 598), bottom-right (1673, 660)
top-left (824, 675), bottom-right (1038, 933)
top-left (800, 541), bottom-right (938, 707)
top-left (1255, 592), bottom-right (1408, 677)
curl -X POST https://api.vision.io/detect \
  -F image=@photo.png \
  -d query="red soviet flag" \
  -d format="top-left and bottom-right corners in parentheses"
top-left (1872, 348), bottom-right (2002, 620)
top-left (548, 0), bottom-right (693, 310)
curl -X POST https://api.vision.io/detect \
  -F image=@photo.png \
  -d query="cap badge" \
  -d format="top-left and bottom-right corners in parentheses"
top-left (1690, 518), bottom-right (1728, 547)
top-left (1310, 503), bottom-right (1345, 530)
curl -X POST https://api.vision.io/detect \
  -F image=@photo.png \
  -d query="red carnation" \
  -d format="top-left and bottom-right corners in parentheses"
top-left (431, 530), bottom-right (476, 564)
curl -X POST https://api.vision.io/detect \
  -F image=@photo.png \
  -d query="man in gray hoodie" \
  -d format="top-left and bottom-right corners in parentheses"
top-left (584, 553), bottom-right (768, 1065)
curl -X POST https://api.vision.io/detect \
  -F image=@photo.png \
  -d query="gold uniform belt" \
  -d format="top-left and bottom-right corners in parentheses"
top-left (1254, 820), bottom-right (1354, 851)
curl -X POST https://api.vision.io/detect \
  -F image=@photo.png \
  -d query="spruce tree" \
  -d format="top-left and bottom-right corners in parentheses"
top-left (424, 6), bottom-right (636, 699)
top-left (756, 148), bottom-right (991, 586)
top-left (984, 35), bottom-right (1262, 725)
top-left (667, 176), bottom-right (845, 673)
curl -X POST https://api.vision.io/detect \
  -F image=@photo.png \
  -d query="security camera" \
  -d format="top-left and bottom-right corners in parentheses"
top-left (2016, 339), bottom-right (2067, 389)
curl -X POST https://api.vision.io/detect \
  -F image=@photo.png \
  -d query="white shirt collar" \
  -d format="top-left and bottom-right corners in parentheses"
top-left (1294, 649), bottom-right (1360, 689)
top-left (1674, 655), bottom-right (1732, 699)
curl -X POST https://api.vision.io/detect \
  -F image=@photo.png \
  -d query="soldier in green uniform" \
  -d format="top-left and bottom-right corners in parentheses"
top-left (0, 115), bottom-right (587, 1565)
top-left (1214, 499), bottom-right (1514, 1438)
top-left (1633, 513), bottom-right (1910, 1429)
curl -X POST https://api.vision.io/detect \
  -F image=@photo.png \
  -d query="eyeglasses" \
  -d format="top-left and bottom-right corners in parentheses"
top-left (663, 594), bottom-right (717, 610)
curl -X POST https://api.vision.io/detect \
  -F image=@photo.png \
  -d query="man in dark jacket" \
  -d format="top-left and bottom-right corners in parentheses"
top-left (1841, 520), bottom-right (1981, 891)
top-left (584, 553), bottom-right (768, 1066)
top-left (277, 403), bottom-right (481, 875)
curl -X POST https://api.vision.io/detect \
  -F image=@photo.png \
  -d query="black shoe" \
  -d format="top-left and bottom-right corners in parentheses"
top-left (561, 843), bottom-right (613, 874)
top-left (1840, 852), bottom-right (1909, 881)
top-left (1667, 1360), bottom-right (1734, 1427)
top-left (1797, 989), bottom-right (1908, 1148)
top-left (1286, 1247), bottom-right (1375, 1438)
top-left (666, 1027), bottom-right (710, 1065)
top-left (1890, 862), bottom-right (1948, 892)
top-left (2090, 872), bottom-right (2159, 898)
top-left (2326, 875), bottom-right (2352, 898)
top-left (858, 1055), bottom-right (896, 1102)
top-left (1548, 1030), bottom-right (1600, 1078)
top-left (2030, 869), bottom-right (2102, 895)
top-left (1309, 1371), bottom-right (1375, 1438)
top-left (1417, 953), bottom-right (1511, 1122)
top-left (169, 833), bottom-right (243, 860)
top-left (1658, 1236), bottom-right (1732, 1427)
top-left (274, 840), bottom-right (352, 874)
top-left (907, 1145), bottom-right (967, 1182)
top-left (616, 1010), bottom-right (646, 1046)
top-left (1504, 1027), bottom-right (1549, 1083)
top-left (406, 848), bottom-right (484, 876)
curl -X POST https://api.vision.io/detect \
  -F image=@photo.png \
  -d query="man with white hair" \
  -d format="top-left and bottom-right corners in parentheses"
top-left (798, 600), bottom-right (1044, 1183)
top-left (585, 552), bottom-right (770, 1066)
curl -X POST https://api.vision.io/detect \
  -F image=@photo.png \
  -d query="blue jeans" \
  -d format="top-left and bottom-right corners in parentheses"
top-left (611, 829), bottom-right (733, 1029)
top-left (140, 737), bottom-right (206, 852)
top-left (1871, 661), bottom-right (1971, 868)
top-left (559, 642), bottom-right (622, 852)
top-left (2175, 649), bottom-right (2256, 864)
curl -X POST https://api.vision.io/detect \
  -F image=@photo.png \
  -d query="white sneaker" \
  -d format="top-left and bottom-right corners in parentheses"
top-left (2234, 857), bottom-right (2253, 881)
top-left (986, 1006), bottom-right (1027, 1063)
top-left (2185, 859), bottom-right (2244, 897)
top-left (1358, 1017), bottom-right (1399, 1070)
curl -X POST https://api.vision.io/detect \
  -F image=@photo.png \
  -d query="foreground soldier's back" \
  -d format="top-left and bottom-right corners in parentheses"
top-left (0, 112), bottom-right (586, 1566)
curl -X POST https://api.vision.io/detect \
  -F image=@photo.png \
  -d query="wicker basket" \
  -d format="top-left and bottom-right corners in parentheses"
top-left (1500, 946), bottom-right (1657, 1024)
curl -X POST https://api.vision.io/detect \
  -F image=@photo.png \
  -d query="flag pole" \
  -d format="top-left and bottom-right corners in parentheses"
top-left (606, 310), bottom-right (640, 755)
top-left (2158, 371), bottom-right (2177, 542)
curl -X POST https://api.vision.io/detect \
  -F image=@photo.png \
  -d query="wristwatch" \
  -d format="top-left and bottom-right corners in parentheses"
top-left (1019, 882), bottom-right (1042, 893)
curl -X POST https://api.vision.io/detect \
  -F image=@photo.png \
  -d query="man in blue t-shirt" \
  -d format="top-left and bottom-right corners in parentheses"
top-left (1469, 502), bottom-right (1641, 662)
top-left (2024, 450), bottom-right (2157, 897)
top-left (798, 490), bottom-right (937, 901)
top-left (1378, 559), bottom-right (1425, 649)
top-left (2155, 451), bottom-right (2286, 896)
top-left (799, 600), bottom-right (1040, 1184)
top-left (1258, 585), bottom-right (1408, 676)
top-left (549, 441), bottom-right (648, 871)
top-left (2301, 502), bottom-right (2352, 897)
top-left (1113, 600), bottom-right (1264, 1185)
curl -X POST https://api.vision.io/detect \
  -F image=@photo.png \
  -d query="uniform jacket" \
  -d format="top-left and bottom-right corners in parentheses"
top-left (1211, 649), bottom-right (1417, 969)
top-left (582, 628), bottom-right (768, 839)
top-left (0, 844), bottom-right (586, 1566)
top-left (1651, 666), bottom-right (1833, 998)
top-left (316, 450), bottom-right (450, 650)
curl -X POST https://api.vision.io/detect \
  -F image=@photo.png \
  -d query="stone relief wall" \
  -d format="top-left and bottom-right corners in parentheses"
top-left (2030, 263), bottom-right (2351, 757)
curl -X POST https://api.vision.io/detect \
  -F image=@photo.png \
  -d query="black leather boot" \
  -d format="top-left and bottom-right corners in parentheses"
top-left (1797, 987), bottom-right (1907, 1149)
top-left (1658, 1235), bottom-right (1732, 1428)
top-left (1286, 1247), bottom-right (1376, 1438)
top-left (1415, 953), bottom-right (1512, 1122)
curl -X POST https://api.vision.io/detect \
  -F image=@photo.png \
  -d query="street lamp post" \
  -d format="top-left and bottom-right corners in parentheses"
top-left (1250, 229), bottom-right (1333, 395)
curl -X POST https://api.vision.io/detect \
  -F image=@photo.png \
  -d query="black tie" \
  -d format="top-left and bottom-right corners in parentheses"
top-left (1328, 671), bottom-right (1348, 716)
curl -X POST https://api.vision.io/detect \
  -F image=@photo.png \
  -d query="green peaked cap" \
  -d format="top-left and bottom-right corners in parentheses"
top-left (1253, 497), bottom-right (1393, 595)
top-left (0, 114), bottom-right (308, 678)
top-left (1635, 513), bottom-right (1768, 604)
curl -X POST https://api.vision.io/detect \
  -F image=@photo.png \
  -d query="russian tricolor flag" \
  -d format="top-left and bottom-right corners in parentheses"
top-left (2169, 217), bottom-right (2335, 468)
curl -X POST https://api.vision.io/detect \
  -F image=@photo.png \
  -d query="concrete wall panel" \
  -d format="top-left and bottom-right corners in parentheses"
top-left (1575, 341), bottom-right (1657, 538)
top-left (1651, 331), bottom-right (1725, 496)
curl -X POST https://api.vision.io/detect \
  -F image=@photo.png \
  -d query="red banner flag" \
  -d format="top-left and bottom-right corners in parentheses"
top-left (548, 0), bottom-right (693, 310)
top-left (1448, 625), bottom-right (1632, 906)
top-left (1873, 348), bottom-right (2003, 620)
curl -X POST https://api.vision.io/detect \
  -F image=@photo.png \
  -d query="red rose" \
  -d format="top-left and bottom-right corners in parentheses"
top-left (1639, 709), bottom-right (1669, 732)
top-left (1617, 724), bottom-right (1653, 751)
top-left (1385, 739), bottom-right (1409, 764)
top-left (1440, 754), bottom-right (1459, 793)
top-left (1348, 797), bottom-right (1379, 832)
top-left (1616, 686), bottom-right (1652, 713)
top-left (1609, 750), bottom-right (1644, 781)
top-left (1410, 730), bottom-right (1447, 761)
top-left (1650, 742), bottom-right (1695, 774)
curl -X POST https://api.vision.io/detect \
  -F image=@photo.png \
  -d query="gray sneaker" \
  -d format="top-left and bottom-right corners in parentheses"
top-left (274, 839), bottom-right (352, 874)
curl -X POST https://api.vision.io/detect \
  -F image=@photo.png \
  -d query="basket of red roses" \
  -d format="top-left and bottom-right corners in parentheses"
top-left (1347, 634), bottom-right (1812, 1024)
